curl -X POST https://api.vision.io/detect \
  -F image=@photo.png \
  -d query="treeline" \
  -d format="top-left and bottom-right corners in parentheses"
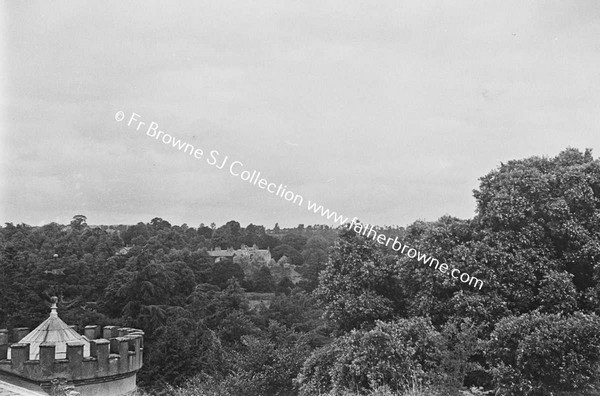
top-left (2, 148), bottom-right (600, 395)
top-left (0, 214), bottom-right (336, 394)
top-left (0, 218), bottom-right (338, 323)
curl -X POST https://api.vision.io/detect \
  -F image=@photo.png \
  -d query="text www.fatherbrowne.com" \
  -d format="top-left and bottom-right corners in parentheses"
top-left (115, 111), bottom-right (483, 290)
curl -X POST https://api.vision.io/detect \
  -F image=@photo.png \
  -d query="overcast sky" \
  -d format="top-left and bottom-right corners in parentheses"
top-left (1, 1), bottom-right (600, 228)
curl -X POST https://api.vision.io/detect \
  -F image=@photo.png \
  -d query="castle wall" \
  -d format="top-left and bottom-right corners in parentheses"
top-left (60, 372), bottom-right (138, 396)
top-left (0, 326), bottom-right (144, 396)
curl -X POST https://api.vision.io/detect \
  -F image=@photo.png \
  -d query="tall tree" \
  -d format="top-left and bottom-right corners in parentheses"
top-left (70, 215), bottom-right (87, 230)
top-left (315, 227), bottom-right (403, 333)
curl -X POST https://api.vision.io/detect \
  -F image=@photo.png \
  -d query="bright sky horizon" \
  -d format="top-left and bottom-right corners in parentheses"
top-left (2, 1), bottom-right (600, 228)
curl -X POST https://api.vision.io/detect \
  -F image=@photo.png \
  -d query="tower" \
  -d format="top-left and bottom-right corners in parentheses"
top-left (0, 297), bottom-right (144, 396)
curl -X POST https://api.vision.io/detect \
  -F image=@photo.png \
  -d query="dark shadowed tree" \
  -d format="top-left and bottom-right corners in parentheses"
top-left (282, 233), bottom-right (308, 252)
top-left (252, 266), bottom-right (275, 293)
top-left (210, 261), bottom-right (244, 289)
top-left (272, 244), bottom-right (303, 265)
top-left (70, 215), bottom-right (87, 231)
top-left (300, 235), bottom-right (330, 291)
top-left (315, 226), bottom-right (404, 334)
top-left (212, 220), bottom-right (242, 249)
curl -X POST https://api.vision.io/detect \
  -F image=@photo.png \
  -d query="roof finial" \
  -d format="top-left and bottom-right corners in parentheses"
top-left (50, 296), bottom-right (59, 317)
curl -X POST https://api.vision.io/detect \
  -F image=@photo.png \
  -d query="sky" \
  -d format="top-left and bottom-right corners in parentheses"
top-left (1, 1), bottom-right (600, 228)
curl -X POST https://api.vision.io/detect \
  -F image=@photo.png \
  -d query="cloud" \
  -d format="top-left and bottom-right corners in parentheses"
top-left (2, 0), bottom-right (600, 227)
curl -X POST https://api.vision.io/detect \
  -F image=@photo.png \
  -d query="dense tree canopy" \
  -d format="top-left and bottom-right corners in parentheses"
top-left (3, 148), bottom-right (600, 396)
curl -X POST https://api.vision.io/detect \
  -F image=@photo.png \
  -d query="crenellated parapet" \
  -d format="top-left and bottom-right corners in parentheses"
top-left (0, 325), bottom-right (144, 386)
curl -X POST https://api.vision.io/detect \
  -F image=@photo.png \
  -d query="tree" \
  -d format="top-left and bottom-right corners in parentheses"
top-left (275, 277), bottom-right (294, 295)
top-left (171, 322), bottom-right (310, 396)
top-left (257, 234), bottom-right (281, 250)
top-left (282, 233), bottom-right (308, 252)
top-left (315, 227), bottom-right (404, 333)
top-left (70, 215), bottom-right (87, 230)
top-left (396, 148), bottom-right (600, 328)
top-left (140, 315), bottom-right (225, 388)
top-left (186, 278), bottom-right (251, 331)
top-left (297, 318), bottom-right (447, 395)
top-left (210, 261), bottom-right (244, 289)
top-left (272, 244), bottom-right (303, 265)
top-left (261, 289), bottom-right (324, 334)
top-left (487, 312), bottom-right (600, 395)
top-left (300, 236), bottom-right (330, 291)
top-left (122, 222), bottom-right (149, 245)
top-left (251, 266), bottom-right (275, 293)
top-left (150, 217), bottom-right (171, 230)
top-left (536, 270), bottom-right (578, 314)
top-left (197, 224), bottom-right (213, 239)
top-left (474, 148), bottom-right (600, 289)
top-left (212, 221), bottom-right (242, 249)
top-left (471, 148), bottom-right (600, 314)
top-left (241, 223), bottom-right (265, 247)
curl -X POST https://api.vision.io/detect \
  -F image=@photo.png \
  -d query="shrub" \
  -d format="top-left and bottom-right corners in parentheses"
top-left (440, 318), bottom-right (485, 389)
top-left (487, 311), bottom-right (600, 395)
top-left (297, 317), bottom-right (448, 395)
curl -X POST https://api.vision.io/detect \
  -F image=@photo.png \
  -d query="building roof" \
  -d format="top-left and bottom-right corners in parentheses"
top-left (8, 298), bottom-right (90, 360)
top-left (207, 250), bottom-right (235, 257)
top-left (0, 378), bottom-right (46, 396)
top-left (208, 245), bottom-right (271, 259)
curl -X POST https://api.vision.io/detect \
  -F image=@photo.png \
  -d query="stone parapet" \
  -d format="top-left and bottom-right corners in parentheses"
top-left (0, 326), bottom-right (143, 384)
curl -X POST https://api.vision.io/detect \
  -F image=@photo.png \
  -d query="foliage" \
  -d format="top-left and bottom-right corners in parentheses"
top-left (139, 316), bottom-right (224, 388)
top-left (49, 378), bottom-right (80, 396)
top-left (210, 261), bottom-right (244, 289)
top-left (212, 220), bottom-right (242, 249)
top-left (315, 227), bottom-right (404, 333)
top-left (282, 233), bottom-right (308, 252)
top-left (297, 317), bottom-right (475, 395)
top-left (4, 148), bottom-right (600, 396)
top-left (487, 311), bottom-right (600, 396)
top-left (299, 235), bottom-right (330, 291)
top-left (272, 244), bottom-right (304, 265)
top-left (536, 270), bottom-right (578, 314)
top-left (396, 148), bottom-right (600, 330)
top-left (251, 266), bottom-right (276, 292)
top-left (154, 322), bottom-right (311, 396)
top-left (0, 219), bottom-right (331, 394)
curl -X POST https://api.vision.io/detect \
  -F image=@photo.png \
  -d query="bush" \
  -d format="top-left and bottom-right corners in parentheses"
top-left (297, 317), bottom-right (449, 395)
top-left (487, 311), bottom-right (600, 395)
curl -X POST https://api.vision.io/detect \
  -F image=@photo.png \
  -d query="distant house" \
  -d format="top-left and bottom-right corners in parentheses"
top-left (207, 246), bottom-right (236, 263)
top-left (235, 244), bottom-right (272, 263)
top-left (208, 245), bottom-right (271, 264)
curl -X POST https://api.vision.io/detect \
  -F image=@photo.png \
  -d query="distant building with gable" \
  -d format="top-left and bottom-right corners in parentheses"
top-left (234, 244), bottom-right (272, 263)
top-left (208, 245), bottom-right (271, 264)
top-left (207, 246), bottom-right (236, 263)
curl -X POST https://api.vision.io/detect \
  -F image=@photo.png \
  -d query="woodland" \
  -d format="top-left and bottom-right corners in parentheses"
top-left (2, 148), bottom-right (600, 396)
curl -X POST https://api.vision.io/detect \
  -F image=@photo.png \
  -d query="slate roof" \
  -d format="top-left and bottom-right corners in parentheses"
top-left (7, 298), bottom-right (90, 360)
top-left (0, 379), bottom-right (45, 396)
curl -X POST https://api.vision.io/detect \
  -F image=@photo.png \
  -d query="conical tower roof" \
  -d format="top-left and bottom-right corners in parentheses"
top-left (8, 297), bottom-right (90, 360)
